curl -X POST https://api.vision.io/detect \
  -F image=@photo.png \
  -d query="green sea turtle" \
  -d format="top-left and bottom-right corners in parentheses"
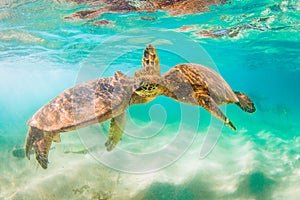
top-left (25, 44), bottom-right (255, 169)
top-left (161, 64), bottom-right (256, 130)
top-left (25, 44), bottom-right (164, 169)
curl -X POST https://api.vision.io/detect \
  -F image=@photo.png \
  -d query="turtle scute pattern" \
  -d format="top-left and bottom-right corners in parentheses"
top-left (25, 44), bottom-right (255, 169)
top-left (25, 71), bottom-right (137, 169)
top-left (161, 63), bottom-right (255, 130)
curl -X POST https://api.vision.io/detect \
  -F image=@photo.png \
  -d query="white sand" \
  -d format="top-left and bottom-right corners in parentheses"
top-left (1, 116), bottom-right (299, 199)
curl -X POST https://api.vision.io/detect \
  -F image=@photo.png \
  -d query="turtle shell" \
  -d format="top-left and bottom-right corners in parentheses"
top-left (163, 64), bottom-right (239, 105)
top-left (27, 72), bottom-right (134, 132)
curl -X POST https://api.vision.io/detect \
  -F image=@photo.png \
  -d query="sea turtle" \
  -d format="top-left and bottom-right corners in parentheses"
top-left (25, 44), bottom-right (255, 169)
top-left (25, 44), bottom-right (164, 169)
top-left (161, 64), bottom-right (256, 130)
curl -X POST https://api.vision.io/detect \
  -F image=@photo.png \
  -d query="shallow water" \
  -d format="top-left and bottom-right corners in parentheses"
top-left (0, 0), bottom-right (300, 199)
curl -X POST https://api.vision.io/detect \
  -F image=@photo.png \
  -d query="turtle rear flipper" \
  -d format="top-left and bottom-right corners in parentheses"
top-left (25, 127), bottom-right (53, 169)
top-left (33, 135), bottom-right (52, 169)
top-left (25, 127), bottom-right (42, 160)
top-left (234, 91), bottom-right (256, 113)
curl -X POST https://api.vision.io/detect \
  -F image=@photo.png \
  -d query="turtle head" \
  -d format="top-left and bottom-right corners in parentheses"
top-left (135, 81), bottom-right (160, 98)
top-left (131, 77), bottom-right (166, 104)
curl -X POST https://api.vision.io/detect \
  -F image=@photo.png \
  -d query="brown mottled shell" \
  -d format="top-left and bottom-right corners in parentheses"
top-left (27, 72), bottom-right (134, 133)
top-left (162, 64), bottom-right (239, 105)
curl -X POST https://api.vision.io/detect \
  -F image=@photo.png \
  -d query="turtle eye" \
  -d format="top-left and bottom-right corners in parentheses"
top-left (136, 81), bottom-right (146, 91)
top-left (136, 86), bottom-right (143, 91)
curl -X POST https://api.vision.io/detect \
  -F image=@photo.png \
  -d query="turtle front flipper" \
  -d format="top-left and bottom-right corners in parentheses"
top-left (197, 94), bottom-right (236, 130)
top-left (135, 44), bottom-right (160, 77)
top-left (105, 112), bottom-right (126, 151)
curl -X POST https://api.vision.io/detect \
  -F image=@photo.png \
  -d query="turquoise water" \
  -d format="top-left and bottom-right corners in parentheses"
top-left (0, 0), bottom-right (300, 199)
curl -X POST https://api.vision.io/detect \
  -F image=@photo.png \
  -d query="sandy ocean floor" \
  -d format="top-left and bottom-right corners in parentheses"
top-left (1, 106), bottom-right (300, 199)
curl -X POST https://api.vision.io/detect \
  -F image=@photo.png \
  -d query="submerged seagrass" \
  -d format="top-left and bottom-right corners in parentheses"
top-left (25, 44), bottom-right (255, 169)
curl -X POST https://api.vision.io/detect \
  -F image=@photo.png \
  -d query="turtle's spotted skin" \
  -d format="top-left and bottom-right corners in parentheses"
top-left (27, 72), bottom-right (132, 133)
top-left (25, 44), bottom-right (166, 169)
top-left (25, 44), bottom-right (255, 169)
top-left (161, 63), bottom-right (255, 130)
top-left (26, 72), bottom-right (134, 168)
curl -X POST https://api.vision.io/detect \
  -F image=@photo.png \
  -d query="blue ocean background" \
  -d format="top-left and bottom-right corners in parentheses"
top-left (0, 0), bottom-right (299, 199)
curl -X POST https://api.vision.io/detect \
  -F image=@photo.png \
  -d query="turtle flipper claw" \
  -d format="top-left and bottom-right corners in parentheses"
top-left (105, 139), bottom-right (115, 152)
top-left (226, 119), bottom-right (237, 131)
